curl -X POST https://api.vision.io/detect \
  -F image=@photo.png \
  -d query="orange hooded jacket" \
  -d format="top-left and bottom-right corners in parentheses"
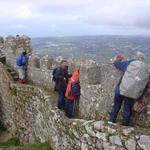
top-left (65, 70), bottom-right (80, 101)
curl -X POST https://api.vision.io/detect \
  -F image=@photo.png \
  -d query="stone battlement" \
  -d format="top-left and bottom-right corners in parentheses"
top-left (1, 62), bottom-right (150, 150)
top-left (0, 35), bottom-right (150, 128)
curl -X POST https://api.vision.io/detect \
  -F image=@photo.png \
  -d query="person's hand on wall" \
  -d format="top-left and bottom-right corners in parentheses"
top-left (27, 52), bottom-right (32, 58)
top-left (110, 54), bottom-right (126, 63)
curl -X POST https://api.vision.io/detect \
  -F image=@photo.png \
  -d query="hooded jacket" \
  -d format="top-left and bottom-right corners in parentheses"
top-left (65, 70), bottom-right (80, 101)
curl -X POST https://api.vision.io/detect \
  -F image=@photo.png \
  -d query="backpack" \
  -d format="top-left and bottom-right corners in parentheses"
top-left (52, 67), bottom-right (58, 82)
top-left (120, 60), bottom-right (149, 99)
top-left (16, 55), bottom-right (23, 66)
top-left (70, 80), bottom-right (81, 96)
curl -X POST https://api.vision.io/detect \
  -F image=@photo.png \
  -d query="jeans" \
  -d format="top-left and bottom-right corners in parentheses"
top-left (18, 68), bottom-right (25, 80)
top-left (110, 94), bottom-right (134, 125)
top-left (65, 100), bottom-right (75, 118)
top-left (57, 93), bottom-right (65, 110)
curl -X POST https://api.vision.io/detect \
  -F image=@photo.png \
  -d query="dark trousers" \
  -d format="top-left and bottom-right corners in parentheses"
top-left (65, 100), bottom-right (75, 118)
top-left (65, 99), bottom-right (80, 118)
top-left (57, 92), bottom-right (65, 110)
top-left (110, 94), bottom-right (134, 125)
top-left (74, 99), bottom-right (79, 118)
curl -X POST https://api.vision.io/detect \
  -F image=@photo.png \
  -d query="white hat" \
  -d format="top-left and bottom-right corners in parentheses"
top-left (136, 51), bottom-right (145, 61)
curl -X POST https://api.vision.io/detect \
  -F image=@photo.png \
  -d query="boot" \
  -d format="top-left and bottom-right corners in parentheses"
top-left (19, 79), bottom-right (23, 84)
top-left (122, 118), bottom-right (131, 126)
top-left (19, 79), bottom-right (24, 84)
top-left (22, 80), bottom-right (26, 84)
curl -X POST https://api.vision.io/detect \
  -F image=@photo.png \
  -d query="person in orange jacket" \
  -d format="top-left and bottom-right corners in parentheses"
top-left (65, 69), bottom-right (81, 118)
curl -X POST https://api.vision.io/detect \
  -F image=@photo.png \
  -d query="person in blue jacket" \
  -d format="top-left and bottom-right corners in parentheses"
top-left (16, 50), bottom-right (28, 84)
top-left (109, 54), bottom-right (135, 126)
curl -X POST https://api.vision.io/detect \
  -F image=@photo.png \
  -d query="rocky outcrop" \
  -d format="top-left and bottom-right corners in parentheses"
top-left (0, 62), bottom-right (150, 150)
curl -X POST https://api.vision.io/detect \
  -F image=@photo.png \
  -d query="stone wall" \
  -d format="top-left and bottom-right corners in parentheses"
top-left (4, 35), bottom-right (32, 68)
top-left (0, 36), bottom-right (4, 50)
top-left (1, 62), bottom-right (150, 150)
top-left (0, 36), bottom-right (5, 63)
top-left (0, 35), bottom-right (120, 118)
top-left (1, 35), bottom-right (150, 126)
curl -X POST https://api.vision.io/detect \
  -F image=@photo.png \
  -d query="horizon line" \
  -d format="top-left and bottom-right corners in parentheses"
top-left (31, 34), bottom-right (150, 39)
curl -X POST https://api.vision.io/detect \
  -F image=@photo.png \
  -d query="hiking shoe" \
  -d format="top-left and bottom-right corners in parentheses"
top-left (19, 79), bottom-right (23, 84)
top-left (22, 80), bottom-right (25, 84)
top-left (122, 122), bottom-right (134, 127)
top-left (108, 121), bottom-right (117, 126)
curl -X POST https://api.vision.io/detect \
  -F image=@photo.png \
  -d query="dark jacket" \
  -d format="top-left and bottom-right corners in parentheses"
top-left (114, 59), bottom-right (134, 95)
top-left (54, 67), bottom-right (71, 94)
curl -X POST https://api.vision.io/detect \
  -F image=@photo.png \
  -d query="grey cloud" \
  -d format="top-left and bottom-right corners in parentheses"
top-left (77, 0), bottom-right (150, 29)
top-left (35, 0), bottom-right (150, 29)
top-left (1, 0), bottom-right (150, 36)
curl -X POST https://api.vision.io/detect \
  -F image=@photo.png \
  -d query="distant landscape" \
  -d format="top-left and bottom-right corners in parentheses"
top-left (32, 35), bottom-right (150, 63)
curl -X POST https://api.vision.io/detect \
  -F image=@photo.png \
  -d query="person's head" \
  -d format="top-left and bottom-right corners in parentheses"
top-left (72, 69), bottom-right (80, 80)
top-left (60, 60), bottom-right (68, 69)
top-left (116, 54), bottom-right (125, 61)
top-left (136, 51), bottom-right (145, 61)
top-left (22, 52), bottom-right (26, 55)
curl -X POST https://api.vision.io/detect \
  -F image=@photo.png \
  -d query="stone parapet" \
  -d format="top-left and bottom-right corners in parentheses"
top-left (1, 62), bottom-right (150, 150)
top-left (1, 35), bottom-right (150, 127)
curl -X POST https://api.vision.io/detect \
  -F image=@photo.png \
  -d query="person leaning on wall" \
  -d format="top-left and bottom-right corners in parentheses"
top-left (109, 52), bottom-right (150, 126)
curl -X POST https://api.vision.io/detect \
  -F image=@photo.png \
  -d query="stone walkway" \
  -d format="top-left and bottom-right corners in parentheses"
top-left (5, 65), bottom-right (18, 82)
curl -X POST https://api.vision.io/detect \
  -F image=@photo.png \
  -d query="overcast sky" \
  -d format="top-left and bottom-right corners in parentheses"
top-left (1, 0), bottom-right (150, 37)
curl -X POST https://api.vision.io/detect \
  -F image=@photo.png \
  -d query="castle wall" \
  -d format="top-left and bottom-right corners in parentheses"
top-left (1, 62), bottom-right (150, 150)
top-left (1, 35), bottom-right (150, 126)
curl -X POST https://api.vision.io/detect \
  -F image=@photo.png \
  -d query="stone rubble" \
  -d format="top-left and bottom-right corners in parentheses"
top-left (138, 135), bottom-right (150, 150)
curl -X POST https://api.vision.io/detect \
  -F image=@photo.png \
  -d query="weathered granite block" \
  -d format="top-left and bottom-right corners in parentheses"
top-left (29, 55), bottom-right (40, 68)
top-left (0, 56), bottom-right (6, 64)
top-left (40, 55), bottom-right (53, 70)
top-left (0, 36), bottom-right (4, 49)
top-left (87, 66), bottom-right (101, 84)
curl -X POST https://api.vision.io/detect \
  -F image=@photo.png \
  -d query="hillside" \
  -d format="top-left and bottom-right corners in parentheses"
top-left (32, 35), bottom-right (150, 63)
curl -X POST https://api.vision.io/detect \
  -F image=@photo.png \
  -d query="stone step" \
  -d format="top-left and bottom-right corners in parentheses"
top-left (0, 56), bottom-right (6, 64)
top-left (5, 66), bottom-right (18, 81)
top-left (0, 54), bottom-right (5, 58)
top-left (10, 71), bottom-right (17, 76)
top-left (13, 75), bottom-right (19, 81)
top-left (6, 67), bottom-right (13, 72)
